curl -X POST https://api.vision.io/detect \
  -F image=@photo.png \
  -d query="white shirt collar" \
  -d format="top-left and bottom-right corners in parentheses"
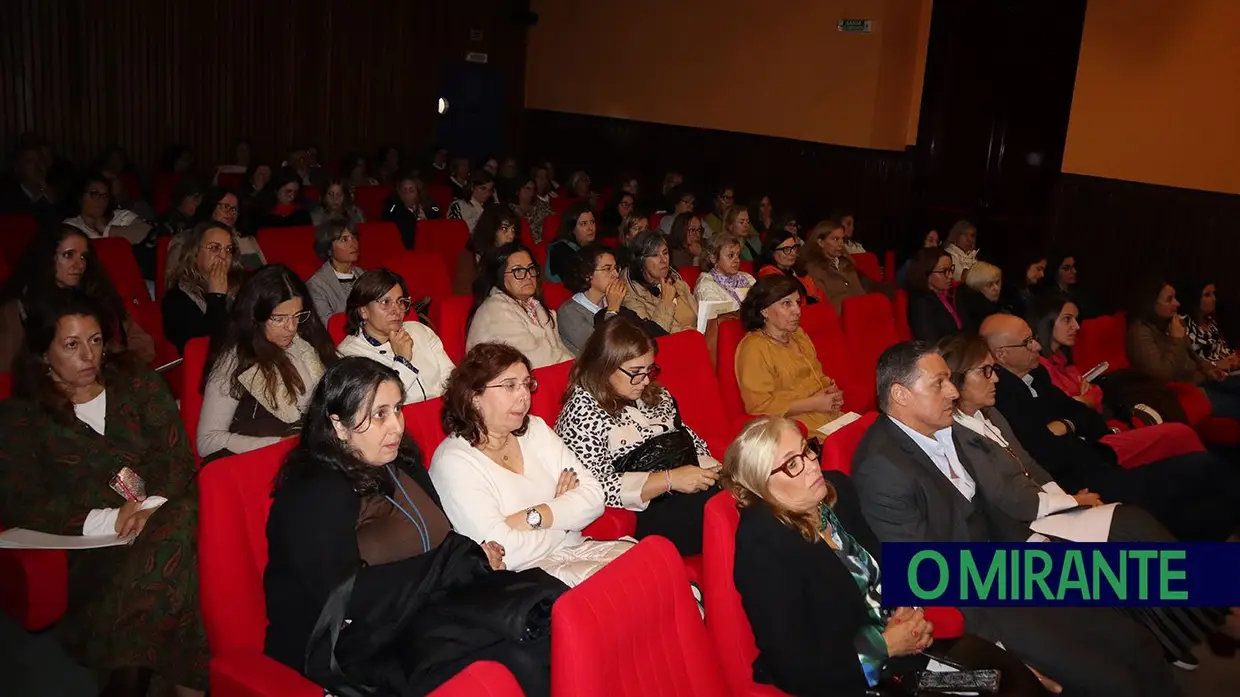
top-left (1019, 372), bottom-right (1038, 397)
top-left (889, 416), bottom-right (976, 501)
top-left (953, 409), bottom-right (1009, 447)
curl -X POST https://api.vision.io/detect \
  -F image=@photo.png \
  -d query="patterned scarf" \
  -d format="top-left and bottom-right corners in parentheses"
top-left (818, 502), bottom-right (887, 687)
top-left (709, 268), bottom-right (750, 304)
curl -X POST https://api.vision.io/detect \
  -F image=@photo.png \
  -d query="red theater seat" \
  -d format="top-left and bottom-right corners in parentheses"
top-left (356, 221), bottom-right (407, 270)
top-left (401, 397), bottom-right (447, 458)
top-left (529, 359), bottom-right (573, 425)
top-left (326, 313), bottom-right (347, 344)
top-left (413, 219), bottom-right (470, 268)
top-left (852, 252), bottom-right (881, 281)
top-left (715, 318), bottom-right (748, 421)
top-left (677, 265), bottom-right (701, 290)
top-left (656, 330), bottom-right (741, 457)
top-left (153, 173), bottom-right (182, 215)
top-left (429, 661), bottom-right (526, 697)
top-left (0, 213), bottom-right (38, 264)
top-left (884, 250), bottom-right (896, 283)
top-left (217, 172), bottom-right (244, 190)
top-left (541, 281), bottom-right (572, 313)
top-left (179, 337), bottom-right (210, 461)
top-left (388, 251), bottom-right (453, 303)
top-left (894, 290), bottom-right (912, 342)
top-left (425, 184), bottom-right (454, 211)
top-left (841, 294), bottom-right (899, 396)
top-left (257, 226), bottom-right (320, 280)
top-left (436, 295), bottom-right (474, 364)
top-left (352, 185), bottom-right (392, 222)
top-left (155, 235), bottom-right (173, 303)
top-left (799, 301), bottom-right (873, 414)
top-left (551, 536), bottom-right (730, 697)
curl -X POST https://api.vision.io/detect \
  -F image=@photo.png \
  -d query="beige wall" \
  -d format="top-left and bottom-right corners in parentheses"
top-left (525, 0), bottom-right (931, 151)
top-left (1064, 0), bottom-right (1240, 194)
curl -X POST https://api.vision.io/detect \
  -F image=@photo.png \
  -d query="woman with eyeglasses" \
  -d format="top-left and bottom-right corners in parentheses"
top-left (431, 343), bottom-right (631, 587)
top-left (756, 228), bottom-right (825, 306)
top-left (1044, 251), bottom-right (1104, 320)
top-left (905, 247), bottom-right (964, 343)
top-left (250, 168), bottom-right (312, 234)
top-left (723, 416), bottom-right (1051, 697)
top-left (803, 220), bottom-right (890, 313)
top-left (555, 318), bottom-right (719, 554)
top-left (193, 187), bottom-right (266, 271)
top-left (197, 265), bottom-right (337, 460)
top-left (544, 202), bottom-right (597, 283)
top-left (305, 219), bottom-right (363, 325)
top-left (466, 242), bottom-right (573, 369)
top-left (667, 211), bottom-right (705, 268)
top-left (943, 219), bottom-right (979, 282)
top-left (556, 244), bottom-right (651, 356)
top-left (0, 225), bottom-right (155, 371)
top-left (659, 187), bottom-right (696, 237)
top-left (455, 203), bottom-right (520, 295)
top-left (736, 275), bottom-right (845, 439)
top-left (599, 190), bottom-right (636, 241)
top-left (337, 269), bottom-right (455, 403)
top-left (621, 231), bottom-right (699, 335)
top-left (694, 232), bottom-right (756, 316)
top-left (955, 262), bottom-right (1010, 331)
top-left (161, 222), bottom-right (247, 354)
top-left (62, 173), bottom-right (152, 242)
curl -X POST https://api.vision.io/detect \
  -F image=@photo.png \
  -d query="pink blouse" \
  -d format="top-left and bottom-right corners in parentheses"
top-left (1040, 352), bottom-right (1104, 413)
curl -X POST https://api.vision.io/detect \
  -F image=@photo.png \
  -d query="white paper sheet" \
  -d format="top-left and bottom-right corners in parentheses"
top-left (816, 411), bottom-right (862, 438)
top-left (696, 300), bottom-right (734, 333)
top-left (1029, 502), bottom-right (1118, 542)
top-left (0, 528), bottom-right (134, 550)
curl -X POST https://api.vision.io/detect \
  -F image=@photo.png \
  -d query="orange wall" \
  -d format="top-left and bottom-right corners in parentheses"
top-left (1064, 0), bottom-right (1240, 194)
top-left (525, 0), bottom-right (931, 151)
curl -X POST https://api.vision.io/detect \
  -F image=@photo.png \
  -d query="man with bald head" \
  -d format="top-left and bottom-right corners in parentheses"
top-left (982, 313), bottom-right (1240, 542)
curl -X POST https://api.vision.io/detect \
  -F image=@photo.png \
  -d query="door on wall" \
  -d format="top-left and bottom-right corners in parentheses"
top-left (436, 62), bottom-right (505, 165)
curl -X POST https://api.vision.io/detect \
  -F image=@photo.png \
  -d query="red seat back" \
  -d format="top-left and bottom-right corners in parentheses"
top-left (677, 265), bottom-right (701, 291)
top-left (656, 331), bottom-right (738, 456)
top-left (402, 397), bottom-right (447, 459)
top-left (430, 661), bottom-right (526, 697)
top-left (437, 295), bottom-right (474, 364)
top-left (543, 213), bottom-right (564, 244)
top-left (0, 372), bottom-right (10, 400)
top-left (413, 219), bottom-right (470, 268)
top-left (551, 536), bottom-right (730, 697)
top-left (91, 237), bottom-right (150, 310)
top-left (216, 172), bottom-right (244, 190)
top-left (549, 197), bottom-right (577, 215)
top-left (650, 212), bottom-right (665, 230)
top-left (179, 337), bottom-right (210, 460)
top-left (387, 251), bottom-right (453, 303)
top-left (801, 302), bottom-right (874, 414)
top-left (841, 294), bottom-right (899, 394)
top-left (153, 173), bottom-right (182, 215)
top-left (327, 313), bottom-right (347, 344)
top-left (0, 213), bottom-right (38, 264)
top-left (197, 438), bottom-right (299, 655)
top-left (715, 319), bottom-right (749, 421)
top-left (820, 412), bottom-right (880, 473)
top-left (1075, 313), bottom-right (1130, 372)
top-left (301, 185), bottom-right (321, 203)
top-left (529, 359), bottom-right (574, 425)
top-left (702, 491), bottom-right (793, 697)
top-left (155, 235), bottom-right (172, 303)
top-left (352, 185), bottom-right (392, 222)
top-left (883, 250), bottom-right (896, 283)
top-left (852, 252), bottom-right (881, 281)
top-left (257, 226), bottom-right (320, 280)
top-left (356, 221), bottom-right (407, 270)
top-left (541, 280), bottom-right (572, 312)
top-left (425, 184), bottom-right (454, 211)
top-left (894, 289), bottom-right (912, 342)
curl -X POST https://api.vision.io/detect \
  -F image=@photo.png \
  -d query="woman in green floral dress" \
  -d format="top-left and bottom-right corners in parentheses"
top-left (0, 289), bottom-right (206, 696)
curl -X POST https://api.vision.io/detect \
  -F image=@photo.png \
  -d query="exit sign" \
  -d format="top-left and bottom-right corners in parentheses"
top-left (838, 19), bottom-right (873, 33)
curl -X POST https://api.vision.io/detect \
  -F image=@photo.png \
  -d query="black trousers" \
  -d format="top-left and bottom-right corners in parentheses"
top-left (1089, 450), bottom-right (1240, 541)
top-left (633, 486), bottom-right (716, 555)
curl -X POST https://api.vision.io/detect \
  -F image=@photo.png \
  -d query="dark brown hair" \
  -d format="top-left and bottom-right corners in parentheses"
top-left (936, 332), bottom-right (993, 395)
top-left (440, 342), bottom-right (533, 446)
top-left (740, 274), bottom-right (804, 331)
top-left (905, 247), bottom-right (951, 293)
top-left (567, 316), bottom-right (662, 415)
top-left (344, 268), bottom-right (409, 335)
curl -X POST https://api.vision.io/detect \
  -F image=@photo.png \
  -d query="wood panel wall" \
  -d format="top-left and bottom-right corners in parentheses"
top-left (0, 0), bottom-right (528, 170)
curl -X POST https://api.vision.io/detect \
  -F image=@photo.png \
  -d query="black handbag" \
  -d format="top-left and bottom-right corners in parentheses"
top-left (609, 398), bottom-right (699, 474)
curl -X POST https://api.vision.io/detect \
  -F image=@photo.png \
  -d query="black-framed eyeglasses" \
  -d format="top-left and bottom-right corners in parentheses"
top-left (506, 265), bottom-right (540, 280)
top-left (968, 364), bottom-right (997, 379)
top-left (932, 265), bottom-right (955, 277)
top-left (86, 190), bottom-right (111, 200)
top-left (771, 443), bottom-right (818, 479)
top-left (267, 310), bottom-right (313, 327)
top-left (775, 242), bottom-right (803, 254)
top-left (999, 336), bottom-right (1038, 352)
top-left (483, 378), bottom-right (539, 394)
top-left (216, 202), bottom-right (239, 214)
top-left (617, 363), bottom-right (661, 385)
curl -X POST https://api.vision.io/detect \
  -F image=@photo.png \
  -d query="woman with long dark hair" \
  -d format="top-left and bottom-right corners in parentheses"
top-left (454, 203), bottom-right (518, 295)
top-left (197, 265), bottom-right (336, 459)
top-left (62, 172), bottom-right (152, 242)
top-left (0, 225), bottom-right (154, 370)
top-left (544, 202), bottom-right (597, 283)
top-left (905, 247), bottom-right (964, 343)
top-left (465, 243), bottom-right (572, 368)
top-left (249, 168), bottom-right (312, 232)
top-left (1179, 277), bottom-right (1236, 370)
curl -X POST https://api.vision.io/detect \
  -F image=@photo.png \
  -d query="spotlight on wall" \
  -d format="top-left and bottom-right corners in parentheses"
top-left (438, 98), bottom-right (450, 115)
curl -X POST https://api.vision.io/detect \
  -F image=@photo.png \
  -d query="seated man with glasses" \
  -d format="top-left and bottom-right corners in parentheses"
top-left (555, 317), bottom-right (720, 555)
top-left (337, 268), bottom-right (455, 403)
top-left (982, 313), bottom-right (1240, 543)
top-left (466, 243), bottom-right (574, 369)
top-left (198, 265), bottom-right (338, 460)
top-left (432, 342), bottom-right (632, 587)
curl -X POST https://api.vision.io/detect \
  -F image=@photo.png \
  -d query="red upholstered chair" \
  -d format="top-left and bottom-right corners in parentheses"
top-left (1074, 314), bottom-right (1130, 373)
top-left (217, 172), bottom-right (244, 190)
top-left (739, 261), bottom-right (753, 275)
top-left (541, 281), bottom-right (572, 313)
top-left (702, 491), bottom-right (796, 697)
top-left (820, 412), bottom-right (880, 474)
top-left (549, 197), bottom-right (577, 215)
top-left (155, 235), bottom-right (173, 303)
top-left (429, 661), bottom-right (526, 697)
top-left (387, 251), bottom-right (453, 303)
top-left (550, 536), bottom-right (730, 697)
top-left (542, 213), bottom-right (563, 244)
top-left (715, 319), bottom-right (749, 421)
top-left (656, 330), bottom-right (741, 457)
top-left (356, 221), bottom-right (408, 270)
top-left (852, 252), bottom-right (881, 281)
top-left (0, 213), bottom-right (38, 264)
top-left (0, 533), bottom-right (67, 631)
top-left (256, 226), bottom-right (320, 280)
top-left (301, 185), bottom-right (320, 203)
top-left (401, 397), bottom-right (447, 458)
top-left (650, 212), bottom-right (665, 230)
top-left (841, 294), bottom-right (899, 396)
top-left (425, 185), bottom-right (454, 211)
top-left (528, 359), bottom-right (573, 425)
top-left (799, 301), bottom-right (873, 414)
top-left (91, 237), bottom-right (177, 368)
top-left (412, 219), bottom-right (470, 269)
top-left (352, 185), bottom-right (392, 222)
top-left (894, 290), bottom-right (913, 342)
top-left (179, 337), bottom-right (210, 461)
top-left (436, 295), bottom-right (474, 364)
top-left (677, 265), bottom-right (701, 291)
top-left (326, 313), bottom-right (347, 344)
top-left (196, 439), bottom-right (322, 697)
top-left (153, 173), bottom-right (182, 215)
top-left (883, 250), bottom-right (896, 283)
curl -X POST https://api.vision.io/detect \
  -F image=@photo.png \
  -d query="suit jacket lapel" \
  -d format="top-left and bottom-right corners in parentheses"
top-left (879, 416), bottom-right (976, 518)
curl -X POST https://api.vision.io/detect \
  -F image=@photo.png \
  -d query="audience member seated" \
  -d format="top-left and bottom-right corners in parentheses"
top-left (374, 145), bottom-right (405, 186)
top-left (736, 275), bottom-right (844, 437)
top-left (339, 151), bottom-right (379, 189)
top-left (613, 213), bottom-right (649, 268)
top-left (724, 204), bottom-right (762, 262)
top-left (1044, 250), bottom-right (1104, 319)
top-left (703, 184), bottom-right (734, 238)
top-left (466, 243), bottom-right (573, 368)
top-left (599, 190), bottom-right (636, 240)
top-left (63, 173), bottom-right (152, 242)
top-left (566, 170), bottom-right (597, 208)
top-left (0, 291), bottom-right (206, 697)
top-left (622, 231), bottom-right (699, 335)
top-left (251, 169), bottom-right (312, 231)
top-left (667, 211), bottom-right (705, 268)
top-left (1126, 276), bottom-right (1240, 419)
top-left (531, 163), bottom-right (558, 203)
top-left (658, 186), bottom-right (696, 236)
top-left (1180, 276), bottom-right (1236, 369)
top-left (138, 177), bottom-right (204, 279)
top-left (310, 178), bottom-right (365, 227)
top-left (1001, 250), bottom-right (1045, 319)
top-left (338, 269), bottom-right (455, 403)
top-left (455, 203), bottom-right (518, 295)
top-left (894, 228), bottom-right (940, 289)
top-left (659, 169), bottom-right (683, 199)
top-left (749, 194), bottom-right (773, 236)
top-left (724, 416), bottom-right (1049, 697)
top-left (555, 318), bottom-right (719, 554)
top-left (834, 209), bottom-right (866, 255)
top-left (382, 173), bottom-right (440, 250)
top-left (505, 172), bottom-right (551, 243)
top-left (198, 265), bottom-right (336, 459)
top-left (1, 225), bottom-right (155, 371)
top-left (447, 169), bottom-right (495, 232)
top-left (0, 142), bottom-right (63, 224)
top-left (243, 162), bottom-right (272, 202)
top-left (555, 245), bottom-right (647, 355)
top-left (982, 313), bottom-right (1240, 541)
top-left (305, 219), bottom-right (362, 325)
top-left (431, 343), bottom-right (632, 586)
top-left (852, 341), bottom-right (1182, 696)
top-left (693, 232), bottom-right (755, 315)
top-left (211, 137), bottom-right (251, 184)
top-left (263, 357), bottom-right (555, 697)
top-left (804, 219), bottom-right (889, 313)
top-left (757, 228), bottom-right (825, 305)
top-left (544, 202), bottom-right (597, 283)
top-left (905, 247), bottom-right (964, 343)
top-left (942, 219), bottom-right (978, 282)
top-left (101, 166), bottom-right (155, 222)
top-left (955, 261), bottom-right (1011, 330)
top-left (161, 222), bottom-right (244, 354)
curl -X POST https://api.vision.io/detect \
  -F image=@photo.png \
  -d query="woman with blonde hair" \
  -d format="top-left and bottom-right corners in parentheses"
top-left (944, 219), bottom-right (979, 282)
top-left (724, 204), bottom-right (761, 262)
top-left (161, 222), bottom-right (246, 354)
top-left (693, 232), bottom-right (755, 315)
top-left (802, 220), bottom-right (890, 313)
top-left (724, 415), bottom-right (1051, 697)
top-left (956, 261), bottom-right (1009, 330)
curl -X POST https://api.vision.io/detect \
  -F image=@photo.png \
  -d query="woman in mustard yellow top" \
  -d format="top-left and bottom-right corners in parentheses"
top-left (735, 275), bottom-right (844, 436)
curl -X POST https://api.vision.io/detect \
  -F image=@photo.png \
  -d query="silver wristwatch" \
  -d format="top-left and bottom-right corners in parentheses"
top-left (525, 507), bottom-right (543, 529)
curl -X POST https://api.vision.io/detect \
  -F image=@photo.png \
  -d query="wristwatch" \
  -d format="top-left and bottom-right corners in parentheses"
top-left (525, 507), bottom-right (543, 529)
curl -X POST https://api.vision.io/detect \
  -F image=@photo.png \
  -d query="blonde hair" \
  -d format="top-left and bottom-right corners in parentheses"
top-left (723, 204), bottom-right (750, 236)
top-left (722, 416), bottom-right (836, 543)
top-left (965, 261), bottom-right (1001, 292)
top-left (700, 232), bottom-right (742, 272)
top-left (165, 222), bottom-right (245, 296)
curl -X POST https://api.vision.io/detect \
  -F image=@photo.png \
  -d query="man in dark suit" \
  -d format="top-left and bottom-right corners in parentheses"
top-left (852, 340), bottom-right (1181, 697)
top-left (981, 313), bottom-right (1240, 542)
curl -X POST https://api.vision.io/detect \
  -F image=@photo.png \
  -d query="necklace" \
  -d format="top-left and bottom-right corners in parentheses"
top-left (762, 327), bottom-right (790, 345)
top-left (483, 434), bottom-right (514, 462)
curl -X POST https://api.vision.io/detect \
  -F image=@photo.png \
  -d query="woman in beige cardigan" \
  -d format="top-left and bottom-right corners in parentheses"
top-left (803, 220), bottom-right (890, 313)
top-left (465, 242), bottom-right (573, 368)
top-left (621, 231), bottom-right (698, 334)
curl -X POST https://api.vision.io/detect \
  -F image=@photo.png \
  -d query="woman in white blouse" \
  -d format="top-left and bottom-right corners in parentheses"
top-left (465, 242), bottom-right (573, 368)
top-left (431, 343), bottom-right (632, 587)
top-left (944, 219), bottom-right (979, 282)
top-left (693, 232), bottom-right (755, 316)
top-left (555, 317), bottom-right (720, 554)
top-left (337, 269), bottom-right (455, 403)
top-left (447, 169), bottom-right (495, 233)
top-left (198, 265), bottom-right (338, 460)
